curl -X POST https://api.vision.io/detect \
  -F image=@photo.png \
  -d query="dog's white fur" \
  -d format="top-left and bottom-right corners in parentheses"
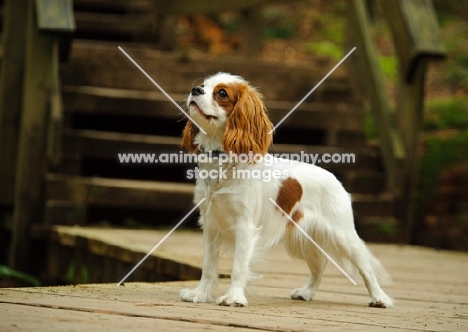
top-left (179, 72), bottom-right (393, 308)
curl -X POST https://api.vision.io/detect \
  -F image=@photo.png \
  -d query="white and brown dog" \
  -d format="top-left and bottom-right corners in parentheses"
top-left (179, 72), bottom-right (393, 308)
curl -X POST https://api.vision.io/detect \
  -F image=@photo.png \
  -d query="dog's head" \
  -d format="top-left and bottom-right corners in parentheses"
top-left (182, 72), bottom-right (273, 155)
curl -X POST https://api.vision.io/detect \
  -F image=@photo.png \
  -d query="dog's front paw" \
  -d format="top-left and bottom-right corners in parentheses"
top-left (290, 287), bottom-right (316, 301)
top-left (216, 288), bottom-right (248, 307)
top-left (180, 288), bottom-right (213, 303)
top-left (369, 293), bottom-right (394, 308)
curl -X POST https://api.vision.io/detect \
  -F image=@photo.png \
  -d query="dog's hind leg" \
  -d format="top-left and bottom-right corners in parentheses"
top-left (337, 236), bottom-right (394, 308)
top-left (290, 253), bottom-right (327, 301)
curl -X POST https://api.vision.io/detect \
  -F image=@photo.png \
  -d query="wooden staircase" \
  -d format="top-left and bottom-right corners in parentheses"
top-left (48, 2), bottom-right (396, 241)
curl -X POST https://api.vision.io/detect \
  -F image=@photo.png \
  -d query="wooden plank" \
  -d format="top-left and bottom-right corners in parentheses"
top-left (0, 302), bottom-right (256, 332)
top-left (73, 11), bottom-right (157, 41)
top-left (73, 0), bottom-right (152, 13)
top-left (62, 86), bottom-right (363, 131)
top-left (73, 0), bottom-right (277, 15)
top-left (45, 175), bottom-right (194, 210)
top-left (62, 41), bottom-right (351, 102)
top-left (44, 175), bottom-right (391, 224)
top-left (0, 0), bottom-right (28, 206)
top-left (61, 129), bottom-right (381, 173)
top-left (48, 227), bottom-right (468, 287)
top-left (2, 231), bottom-right (468, 331)
top-left (62, 130), bottom-right (183, 158)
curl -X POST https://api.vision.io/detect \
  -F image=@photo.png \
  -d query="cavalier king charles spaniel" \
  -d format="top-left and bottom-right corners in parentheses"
top-left (179, 72), bottom-right (393, 308)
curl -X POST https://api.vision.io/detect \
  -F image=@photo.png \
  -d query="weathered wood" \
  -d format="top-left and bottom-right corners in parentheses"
top-left (2, 229), bottom-right (467, 331)
top-left (380, 0), bottom-right (445, 82)
top-left (62, 129), bottom-right (381, 172)
top-left (46, 40), bottom-right (63, 167)
top-left (0, 0), bottom-right (29, 206)
top-left (62, 41), bottom-right (351, 102)
top-left (8, 0), bottom-right (54, 271)
top-left (45, 175), bottom-right (194, 210)
top-left (345, 0), bottom-right (405, 197)
top-left (73, 11), bottom-right (157, 41)
top-left (36, 0), bottom-right (75, 32)
top-left (393, 58), bottom-right (427, 243)
top-left (44, 175), bottom-right (391, 223)
top-left (381, 0), bottom-right (445, 242)
top-left (62, 86), bottom-right (362, 132)
top-left (73, 0), bottom-right (151, 13)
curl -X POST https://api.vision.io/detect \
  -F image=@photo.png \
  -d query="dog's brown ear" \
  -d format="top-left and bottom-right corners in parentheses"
top-left (222, 85), bottom-right (273, 156)
top-left (181, 120), bottom-right (199, 153)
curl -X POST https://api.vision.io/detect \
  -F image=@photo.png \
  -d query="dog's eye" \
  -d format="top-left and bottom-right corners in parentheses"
top-left (217, 89), bottom-right (228, 98)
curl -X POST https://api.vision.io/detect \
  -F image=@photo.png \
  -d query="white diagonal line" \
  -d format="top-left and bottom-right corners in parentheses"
top-left (269, 47), bottom-right (356, 134)
top-left (118, 46), bottom-right (207, 135)
top-left (117, 198), bottom-right (206, 286)
top-left (269, 198), bottom-right (357, 285)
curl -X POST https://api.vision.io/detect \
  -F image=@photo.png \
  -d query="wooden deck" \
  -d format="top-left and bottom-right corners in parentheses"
top-left (1, 227), bottom-right (468, 331)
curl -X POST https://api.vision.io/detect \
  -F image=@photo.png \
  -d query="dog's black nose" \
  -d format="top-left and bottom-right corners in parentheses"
top-left (191, 86), bottom-right (205, 96)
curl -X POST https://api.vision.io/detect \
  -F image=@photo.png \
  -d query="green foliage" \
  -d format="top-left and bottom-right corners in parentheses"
top-left (318, 14), bottom-right (344, 44)
top-left (307, 42), bottom-right (343, 60)
top-left (264, 20), bottom-right (296, 40)
top-left (419, 131), bottom-right (468, 197)
top-left (445, 50), bottom-right (468, 90)
top-left (66, 262), bottom-right (89, 284)
top-left (377, 220), bottom-right (398, 237)
top-left (440, 22), bottom-right (468, 91)
top-left (216, 13), bottom-right (242, 34)
top-left (425, 98), bottom-right (468, 130)
top-left (364, 111), bottom-right (378, 140)
top-left (379, 56), bottom-right (397, 80)
top-left (0, 265), bottom-right (40, 287)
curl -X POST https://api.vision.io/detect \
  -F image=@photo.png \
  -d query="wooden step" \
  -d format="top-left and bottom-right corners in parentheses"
top-left (46, 174), bottom-right (194, 210)
top-left (62, 41), bottom-right (354, 103)
top-left (45, 175), bottom-right (392, 226)
top-left (73, 12), bottom-right (157, 42)
top-left (62, 129), bottom-right (381, 173)
top-left (73, 0), bottom-right (152, 13)
top-left (63, 86), bottom-right (364, 133)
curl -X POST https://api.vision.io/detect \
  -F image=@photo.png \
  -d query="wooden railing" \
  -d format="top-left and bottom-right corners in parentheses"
top-left (0, 0), bottom-right (74, 270)
top-left (345, 0), bottom-right (445, 241)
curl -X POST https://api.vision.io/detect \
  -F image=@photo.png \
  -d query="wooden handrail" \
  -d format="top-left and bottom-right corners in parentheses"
top-left (346, 0), bottom-right (445, 241)
top-left (345, 0), bottom-right (405, 196)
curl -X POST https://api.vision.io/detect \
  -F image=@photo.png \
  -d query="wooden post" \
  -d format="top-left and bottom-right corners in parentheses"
top-left (241, 7), bottom-right (263, 57)
top-left (0, 0), bottom-right (29, 207)
top-left (345, 0), bottom-right (405, 196)
top-left (381, 0), bottom-right (445, 242)
top-left (393, 62), bottom-right (426, 243)
top-left (8, 0), bottom-right (55, 271)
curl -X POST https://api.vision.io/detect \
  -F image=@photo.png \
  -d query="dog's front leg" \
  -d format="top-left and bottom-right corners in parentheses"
top-left (216, 220), bottom-right (255, 307)
top-left (180, 227), bottom-right (219, 303)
